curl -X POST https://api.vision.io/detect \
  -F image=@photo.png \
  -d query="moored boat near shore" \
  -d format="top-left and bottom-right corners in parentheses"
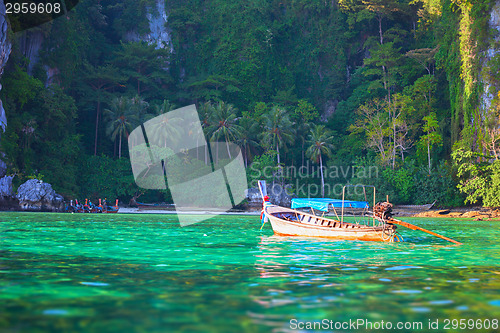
top-left (264, 204), bottom-right (398, 242)
top-left (136, 202), bottom-right (176, 210)
top-left (258, 181), bottom-right (462, 245)
top-left (66, 199), bottom-right (119, 214)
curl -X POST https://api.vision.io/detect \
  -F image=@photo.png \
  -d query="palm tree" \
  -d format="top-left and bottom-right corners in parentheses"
top-left (78, 63), bottom-right (125, 156)
top-left (146, 99), bottom-right (175, 120)
top-left (104, 97), bottom-right (139, 158)
top-left (130, 95), bottom-right (150, 122)
top-left (198, 102), bottom-right (212, 165)
top-left (146, 100), bottom-right (182, 149)
top-left (297, 121), bottom-right (312, 167)
top-left (306, 124), bottom-right (334, 198)
top-left (207, 101), bottom-right (242, 163)
top-left (261, 106), bottom-right (295, 165)
top-left (237, 116), bottom-right (259, 168)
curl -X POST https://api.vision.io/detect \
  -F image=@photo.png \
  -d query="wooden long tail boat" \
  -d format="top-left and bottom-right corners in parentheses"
top-left (259, 182), bottom-right (399, 242)
top-left (136, 202), bottom-right (175, 210)
top-left (264, 204), bottom-right (398, 242)
top-left (258, 181), bottom-right (462, 245)
top-left (394, 201), bottom-right (436, 211)
top-left (103, 206), bottom-right (119, 213)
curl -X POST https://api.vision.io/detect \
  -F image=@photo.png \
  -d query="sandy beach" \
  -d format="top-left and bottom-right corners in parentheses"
top-left (118, 207), bottom-right (262, 215)
top-left (117, 206), bottom-right (500, 221)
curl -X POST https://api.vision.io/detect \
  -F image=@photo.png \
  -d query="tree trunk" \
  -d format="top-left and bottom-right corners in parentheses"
top-left (378, 14), bottom-right (383, 45)
top-left (94, 100), bottom-right (100, 156)
top-left (301, 139), bottom-right (305, 167)
top-left (216, 141), bottom-right (219, 165)
top-left (427, 140), bottom-right (431, 174)
top-left (320, 154), bottom-right (325, 198)
top-left (378, 13), bottom-right (390, 102)
top-left (226, 139), bottom-right (232, 159)
top-left (119, 134), bottom-right (122, 159)
top-left (243, 146), bottom-right (247, 168)
top-left (276, 143), bottom-right (280, 165)
top-left (245, 144), bottom-right (248, 168)
top-left (205, 144), bottom-right (208, 165)
top-left (492, 138), bottom-right (499, 160)
top-left (392, 121), bottom-right (396, 169)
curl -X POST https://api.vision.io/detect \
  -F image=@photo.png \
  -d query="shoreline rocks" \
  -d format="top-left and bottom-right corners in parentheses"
top-left (16, 179), bottom-right (64, 212)
top-left (0, 175), bottom-right (18, 210)
top-left (411, 208), bottom-right (500, 220)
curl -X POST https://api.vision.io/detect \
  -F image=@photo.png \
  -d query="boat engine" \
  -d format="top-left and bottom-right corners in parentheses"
top-left (374, 202), bottom-right (393, 220)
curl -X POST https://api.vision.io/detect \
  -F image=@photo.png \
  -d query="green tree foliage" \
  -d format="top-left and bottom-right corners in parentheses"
top-left (417, 112), bottom-right (442, 173)
top-left (104, 97), bottom-right (140, 158)
top-left (1, 67), bottom-right (80, 196)
top-left (183, 74), bottom-right (242, 103)
top-left (364, 41), bottom-right (403, 99)
top-left (247, 153), bottom-right (278, 187)
top-left (79, 155), bottom-right (141, 201)
top-left (260, 106), bottom-right (295, 165)
top-left (76, 63), bottom-right (126, 156)
top-left (237, 114), bottom-right (259, 168)
top-left (350, 94), bottom-right (413, 168)
top-left (1, 0), bottom-right (493, 207)
top-left (145, 100), bottom-right (182, 149)
top-left (453, 148), bottom-right (500, 207)
top-left (206, 101), bottom-right (242, 161)
top-left (113, 41), bottom-right (172, 98)
top-left (413, 161), bottom-right (462, 207)
top-left (306, 125), bottom-right (334, 198)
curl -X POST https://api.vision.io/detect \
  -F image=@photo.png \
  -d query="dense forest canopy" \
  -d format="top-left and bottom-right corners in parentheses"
top-left (1, 0), bottom-right (500, 207)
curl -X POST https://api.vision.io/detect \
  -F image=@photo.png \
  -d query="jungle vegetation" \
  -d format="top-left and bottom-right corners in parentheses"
top-left (1, 0), bottom-right (499, 207)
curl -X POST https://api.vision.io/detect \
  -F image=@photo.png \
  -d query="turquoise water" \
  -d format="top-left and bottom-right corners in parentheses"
top-left (1, 212), bottom-right (499, 332)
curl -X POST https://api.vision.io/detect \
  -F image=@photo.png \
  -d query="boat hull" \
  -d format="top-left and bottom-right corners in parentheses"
top-left (265, 205), bottom-right (396, 242)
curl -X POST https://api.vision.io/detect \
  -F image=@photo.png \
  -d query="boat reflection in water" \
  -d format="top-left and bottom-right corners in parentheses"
top-left (247, 235), bottom-right (397, 330)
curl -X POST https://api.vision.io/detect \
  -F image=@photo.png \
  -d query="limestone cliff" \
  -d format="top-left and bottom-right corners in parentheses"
top-left (124, 0), bottom-right (173, 52)
top-left (0, 0), bottom-right (12, 133)
top-left (480, 0), bottom-right (500, 114)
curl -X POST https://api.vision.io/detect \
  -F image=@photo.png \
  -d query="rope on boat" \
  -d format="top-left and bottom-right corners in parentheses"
top-left (382, 222), bottom-right (396, 242)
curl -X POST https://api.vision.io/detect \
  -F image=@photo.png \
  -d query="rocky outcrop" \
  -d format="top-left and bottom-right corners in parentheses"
top-left (19, 29), bottom-right (45, 75)
top-left (16, 179), bottom-right (65, 211)
top-left (0, 155), bottom-right (6, 178)
top-left (246, 182), bottom-right (296, 208)
top-left (0, 175), bottom-right (13, 198)
top-left (321, 99), bottom-right (338, 122)
top-left (413, 208), bottom-right (500, 220)
top-left (0, 175), bottom-right (19, 210)
top-left (480, 1), bottom-right (500, 113)
top-left (1, 0), bottom-right (12, 134)
top-left (124, 0), bottom-right (173, 52)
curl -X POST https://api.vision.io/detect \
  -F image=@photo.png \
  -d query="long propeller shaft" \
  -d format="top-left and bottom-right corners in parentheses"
top-left (387, 217), bottom-right (463, 245)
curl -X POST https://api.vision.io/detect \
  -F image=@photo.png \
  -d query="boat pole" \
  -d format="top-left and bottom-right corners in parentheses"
top-left (374, 199), bottom-right (462, 245)
top-left (258, 181), bottom-right (269, 230)
top-left (387, 217), bottom-right (463, 245)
